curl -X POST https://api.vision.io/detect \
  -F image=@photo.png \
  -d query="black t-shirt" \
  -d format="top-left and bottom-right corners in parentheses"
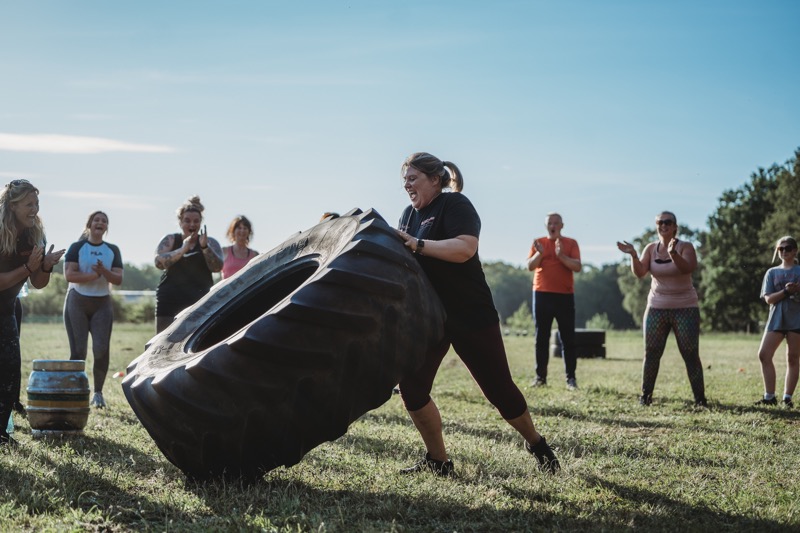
top-left (398, 192), bottom-right (499, 328)
top-left (0, 231), bottom-right (36, 317)
top-left (156, 233), bottom-right (213, 317)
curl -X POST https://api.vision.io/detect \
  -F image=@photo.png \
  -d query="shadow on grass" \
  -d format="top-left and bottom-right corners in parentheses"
top-left (581, 474), bottom-right (785, 531)
top-left (181, 458), bottom-right (790, 532)
top-left (2, 434), bottom-right (195, 530)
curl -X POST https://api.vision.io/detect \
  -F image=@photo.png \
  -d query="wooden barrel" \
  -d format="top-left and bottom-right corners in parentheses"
top-left (550, 329), bottom-right (606, 359)
top-left (26, 360), bottom-right (90, 434)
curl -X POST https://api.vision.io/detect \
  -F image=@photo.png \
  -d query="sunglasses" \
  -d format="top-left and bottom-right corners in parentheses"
top-left (656, 219), bottom-right (675, 226)
top-left (778, 246), bottom-right (797, 252)
top-left (6, 179), bottom-right (32, 188)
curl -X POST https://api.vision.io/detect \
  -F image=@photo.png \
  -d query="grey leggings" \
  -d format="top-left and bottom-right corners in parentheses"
top-left (64, 290), bottom-right (113, 393)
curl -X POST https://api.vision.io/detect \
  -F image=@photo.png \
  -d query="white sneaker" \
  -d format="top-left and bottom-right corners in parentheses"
top-left (566, 378), bottom-right (578, 391)
top-left (90, 392), bottom-right (106, 409)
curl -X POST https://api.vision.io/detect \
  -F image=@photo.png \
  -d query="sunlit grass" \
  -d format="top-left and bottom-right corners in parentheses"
top-left (2, 324), bottom-right (798, 531)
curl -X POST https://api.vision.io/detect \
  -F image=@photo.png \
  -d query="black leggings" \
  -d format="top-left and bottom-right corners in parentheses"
top-left (399, 321), bottom-right (528, 420)
top-left (534, 291), bottom-right (577, 380)
top-left (0, 315), bottom-right (20, 437)
top-left (64, 290), bottom-right (113, 393)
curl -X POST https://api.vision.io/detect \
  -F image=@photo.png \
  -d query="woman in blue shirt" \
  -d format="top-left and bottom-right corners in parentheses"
top-left (755, 236), bottom-right (800, 407)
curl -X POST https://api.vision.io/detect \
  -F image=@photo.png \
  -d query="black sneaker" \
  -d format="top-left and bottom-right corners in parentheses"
top-left (566, 377), bottom-right (578, 391)
top-left (639, 394), bottom-right (653, 406)
top-left (694, 398), bottom-right (708, 408)
top-left (532, 376), bottom-right (547, 387)
top-left (400, 453), bottom-right (454, 477)
top-left (784, 398), bottom-right (794, 408)
top-left (526, 436), bottom-right (560, 474)
top-left (754, 397), bottom-right (778, 406)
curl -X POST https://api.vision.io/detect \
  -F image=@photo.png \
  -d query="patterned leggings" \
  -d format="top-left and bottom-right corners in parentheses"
top-left (642, 306), bottom-right (705, 401)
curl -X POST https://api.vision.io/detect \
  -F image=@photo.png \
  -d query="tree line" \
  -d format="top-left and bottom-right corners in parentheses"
top-left (492, 148), bottom-right (800, 333)
top-left (21, 148), bottom-right (798, 331)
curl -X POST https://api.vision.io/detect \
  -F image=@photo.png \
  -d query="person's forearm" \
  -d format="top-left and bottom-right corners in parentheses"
top-left (415, 238), bottom-right (476, 263)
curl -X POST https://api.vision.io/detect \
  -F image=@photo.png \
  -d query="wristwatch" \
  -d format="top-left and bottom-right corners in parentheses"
top-left (416, 239), bottom-right (425, 254)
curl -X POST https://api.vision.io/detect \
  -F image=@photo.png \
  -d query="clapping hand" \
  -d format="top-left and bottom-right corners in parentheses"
top-left (198, 225), bottom-right (208, 249)
top-left (91, 259), bottom-right (107, 279)
top-left (27, 245), bottom-right (44, 271)
top-left (667, 238), bottom-right (679, 256)
top-left (616, 241), bottom-right (636, 256)
top-left (183, 231), bottom-right (198, 252)
top-left (43, 244), bottom-right (66, 271)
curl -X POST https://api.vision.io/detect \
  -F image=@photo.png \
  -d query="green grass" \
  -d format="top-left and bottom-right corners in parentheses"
top-left (2, 324), bottom-right (799, 531)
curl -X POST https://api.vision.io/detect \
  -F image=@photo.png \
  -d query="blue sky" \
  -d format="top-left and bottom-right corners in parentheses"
top-left (1, 1), bottom-right (798, 268)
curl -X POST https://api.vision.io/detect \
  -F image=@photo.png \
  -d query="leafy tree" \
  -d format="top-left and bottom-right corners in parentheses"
top-left (701, 166), bottom-right (780, 332)
top-left (758, 150), bottom-right (800, 247)
top-left (574, 264), bottom-right (635, 329)
top-left (586, 312), bottom-right (614, 330)
top-left (120, 262), bottom-right (162, 290)
top-left (22, 274), bottom-right (68, 316)
top-left (483, 261), bottom-right (531, 322)
top-left (505, 302), bottom-right (533, 336)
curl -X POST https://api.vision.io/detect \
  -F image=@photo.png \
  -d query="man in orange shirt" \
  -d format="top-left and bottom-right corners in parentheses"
top-left (527, 213), bottom-right (582, 390)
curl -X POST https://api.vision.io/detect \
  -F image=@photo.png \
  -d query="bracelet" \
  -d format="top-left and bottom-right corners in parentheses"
top-left (200, 245), bottom-right (208, 250)
top-left (23, 263), bottom-right (32, 273)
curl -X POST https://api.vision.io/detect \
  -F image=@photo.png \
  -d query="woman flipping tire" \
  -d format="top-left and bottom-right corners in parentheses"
top-left (123, 208), bottom-right (446, 480)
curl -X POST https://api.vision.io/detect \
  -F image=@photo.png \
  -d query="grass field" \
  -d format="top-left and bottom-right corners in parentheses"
top-left (2, 323), bottom-right (799, 532)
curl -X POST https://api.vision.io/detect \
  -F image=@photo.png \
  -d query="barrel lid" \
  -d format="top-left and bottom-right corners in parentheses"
top-left (32, 360), bottom-right (86, 371)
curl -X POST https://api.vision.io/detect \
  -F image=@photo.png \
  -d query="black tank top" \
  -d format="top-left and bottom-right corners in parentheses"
top-left (155, 233), bottom-right (213, 317)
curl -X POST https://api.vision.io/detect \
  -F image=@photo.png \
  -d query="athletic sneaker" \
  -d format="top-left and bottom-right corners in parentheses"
top-left (526, 436), bottom-right (560, 474)
top-left (754, 397), bottom-right (778, 406)
top-left (784, 398), bottom-right (794, 408)
top-left (694, 398), bottom-right (708, 408)
top-left (532, 376), bottom-right (547, 387)
top-left (91, 392), bottom-right (106, 409)
top-left (400, 453), bottom-right (454, 477)
top-left (639, 394), bottom-right (653, 406)
top-left (566, 378), bottom-right (578, 391)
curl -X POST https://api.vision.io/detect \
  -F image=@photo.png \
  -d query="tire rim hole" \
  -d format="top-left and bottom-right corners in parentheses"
top-left (190, 261), bottom-right (320, 351)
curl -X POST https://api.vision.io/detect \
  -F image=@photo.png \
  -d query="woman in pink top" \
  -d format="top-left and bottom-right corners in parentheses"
top-left (221, 215), bottom-right (258, 279)
top-left (617, 211), bottom-right (707, 407)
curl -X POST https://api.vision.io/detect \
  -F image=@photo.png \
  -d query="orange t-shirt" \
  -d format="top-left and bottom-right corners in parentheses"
top-left (528, 237), bottom-right (580, 294)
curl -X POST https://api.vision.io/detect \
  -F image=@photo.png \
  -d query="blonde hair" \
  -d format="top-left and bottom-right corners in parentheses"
top-left (772, 236), bottom-right (798, 264)
top-left (0, 179), bottom-right (45, 256)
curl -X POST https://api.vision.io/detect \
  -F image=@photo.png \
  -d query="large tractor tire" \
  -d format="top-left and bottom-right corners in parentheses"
top-left (122, 208), bottom-right (445, 480)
